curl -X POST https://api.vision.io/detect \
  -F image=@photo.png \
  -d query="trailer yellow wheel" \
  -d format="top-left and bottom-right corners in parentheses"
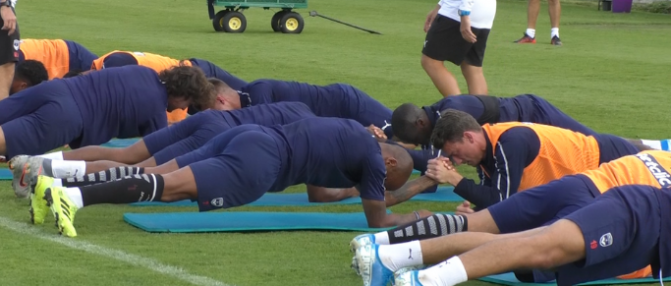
top-left (280, 12), bottom-right (304, 34)
top-left (223, 11), bottom-right (247, 33)
top-left (212, 10), bottom-right (229, 32)
top-left (271, 11), bottom-right (287, 32)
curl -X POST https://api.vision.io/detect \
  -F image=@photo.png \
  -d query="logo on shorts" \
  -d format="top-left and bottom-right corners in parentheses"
top-left (599, 233), bottom-right (613, 247)
top-left (211, 197), bottom-right (224, 207)
top-left (13, 39), bottom-right (20, 51)
top-left (424, 40), bottom-right (428, 48)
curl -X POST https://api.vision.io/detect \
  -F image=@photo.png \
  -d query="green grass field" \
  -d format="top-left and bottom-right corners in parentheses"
top-left (1, 0), bottom-right (670, 285)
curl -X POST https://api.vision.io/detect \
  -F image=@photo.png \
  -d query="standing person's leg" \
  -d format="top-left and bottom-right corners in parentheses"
top-left (514, 0), bottom-right (540, 43)
top-left (549, 0), bottom-right (562, 45)
top-left (422, 15), bottom-right (471, 97)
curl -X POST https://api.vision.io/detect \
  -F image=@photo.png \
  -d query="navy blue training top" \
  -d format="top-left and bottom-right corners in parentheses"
top-left (268, 117), bottom-right (387, 201)
top-left (422, 95), bottom-right (522, 128)
top-left (239, 79), bottom-right (392, 130)
top-left (217, 101), bottom-right (316, 127)
top-left (64, 65), bottom-right (168, 148)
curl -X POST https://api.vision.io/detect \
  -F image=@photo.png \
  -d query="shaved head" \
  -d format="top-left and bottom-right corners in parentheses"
top-left (391, 103), bottom-right (432, 145)
top-left (379, 142), bottom-right (414, 191)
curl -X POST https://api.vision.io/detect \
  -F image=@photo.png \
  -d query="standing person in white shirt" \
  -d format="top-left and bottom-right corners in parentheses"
top-left (0, 0), bottom-right (19, 101)
top-left (421, 0), bottom-right (496, 98)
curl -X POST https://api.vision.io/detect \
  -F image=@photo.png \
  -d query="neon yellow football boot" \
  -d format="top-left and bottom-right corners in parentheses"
top-left (29, 175), bottom-right (54, 225)
top-left (48, 185), bottom-right (78, 238)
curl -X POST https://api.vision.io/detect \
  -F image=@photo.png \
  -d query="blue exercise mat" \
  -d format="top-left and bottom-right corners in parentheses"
top-left (130, 186), bottom-right (461, 207)
top-left (479, 272), bottom-right (671, 285)
top-left (124, 211), bottom-right (392, 233)
top-left (0, 168), bottom-right (10, 180)
top-left (100, 138), bottom-right (141, 148)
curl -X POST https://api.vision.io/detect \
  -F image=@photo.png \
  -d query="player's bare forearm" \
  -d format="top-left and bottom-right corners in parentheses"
top-left (385, 176), bottom-right (438, 207)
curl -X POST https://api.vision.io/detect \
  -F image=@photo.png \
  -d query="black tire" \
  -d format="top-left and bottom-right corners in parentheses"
top-left (222, 11), bottom-right (247, 33)
top-left (212, 10), bottom-right (229, 32)
top-left (279, 12), bottom-right (304, 34)
top-left (271, 11), bottom-right (287, 32)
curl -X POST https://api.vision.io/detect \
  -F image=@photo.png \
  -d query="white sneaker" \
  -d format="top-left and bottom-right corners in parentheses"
top-left (350, 234), bottom-right (376, 276)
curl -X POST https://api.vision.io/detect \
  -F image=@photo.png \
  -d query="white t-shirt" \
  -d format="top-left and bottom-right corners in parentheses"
top-left (437, 0), bottom-right (497, 29)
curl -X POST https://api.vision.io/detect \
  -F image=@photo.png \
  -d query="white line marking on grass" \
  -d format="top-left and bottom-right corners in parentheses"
top-left (0, 216), bottom-right (232, 286)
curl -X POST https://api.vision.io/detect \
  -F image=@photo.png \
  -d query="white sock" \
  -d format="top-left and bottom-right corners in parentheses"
top-left (50, 160), bottom-right (87, 179)
top-left (53, 179), bottom-right (63, 188)
top-left (64, 187), bottom-right (84, 209)
top-left (374, 232), bottom-right (390, 245)
top-left (526, 28), bottom-right (536, 38)
top-left (38, 151), bottom-right (63, 160)
top-left (378, 241), bottom-right (424, 272)
top-left (417, 256), bottom-right (469, 286)
top-left (641, 139), bottom-right (671, 151)
top-left (551, 27), bottom-right (559, 38)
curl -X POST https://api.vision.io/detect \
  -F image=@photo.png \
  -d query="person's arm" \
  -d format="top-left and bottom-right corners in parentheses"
top-left (0, 0), bottom-right (17, 36)
top-left (458, 0), bottom-right (477, 43)
top-left (453, 129), bottom-right (539, 208)
top-left (384, 176), bottom-right (438, 207)
top-left (357, 151), bottom-right (433, 227)
top-left (424, 2), bottom-right (442, 33)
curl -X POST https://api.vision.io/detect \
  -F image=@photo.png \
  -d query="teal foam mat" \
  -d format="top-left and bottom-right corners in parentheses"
top-left (124, 211), bottom-right (392, 233)
top-left (130, 186), bottom-right (461, 207)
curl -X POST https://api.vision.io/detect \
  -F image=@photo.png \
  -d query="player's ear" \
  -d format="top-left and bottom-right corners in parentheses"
top-left (463, 131), bottom-right (474, 143)
top-left (385, 157), bottom-right (398, 168)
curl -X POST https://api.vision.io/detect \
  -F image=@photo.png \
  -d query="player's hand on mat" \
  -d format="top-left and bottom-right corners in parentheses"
top-left (0, 6), bottom-right (17, 35)
top-left (455, 201), bottom-right (474, 215)
top-left (367, 124), bottom-right (387, 142)
top-left (424, 7), bottom-right (439, 32)
top-left (460, 17), bottom-right (477, 43)
top-left (416, 209), bottom-right (434, 218)
top-left (0, 156), bottom-right (6, 163)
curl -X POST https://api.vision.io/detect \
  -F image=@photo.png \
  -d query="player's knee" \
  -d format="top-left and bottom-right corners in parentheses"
top-left (526, 233), bottom-right (572, 269)
top-left (421, 55), bottom-right (442, 70)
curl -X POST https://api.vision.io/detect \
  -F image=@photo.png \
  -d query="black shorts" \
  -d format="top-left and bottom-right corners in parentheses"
top-left (422, 15), bottom-right (489, 67)
top-left (0, 7), bottom-right (19, 65)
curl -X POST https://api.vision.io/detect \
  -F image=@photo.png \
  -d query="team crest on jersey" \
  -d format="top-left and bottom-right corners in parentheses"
top-left (635, 153), bottom-right (671, 188)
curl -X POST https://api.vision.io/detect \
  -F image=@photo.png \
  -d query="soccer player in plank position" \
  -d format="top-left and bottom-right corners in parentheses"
top-left (9, 101), bottom-right (320, 197)
top-left (391, 94), bottom-right (596, 148)
top-left (391, 94), bottom-right (670, 152)
top-left (28, 117), bottom-right (433, 237)
top-left (0, 65), bottom-right (216, 161)
top-left (17, 39), bottom-right (98, 80)
top-left (352, 150), bottom-right (671, 285)
top-left (224, 79), bottom-right (397, 139)
top-left (9, 59), bottom-right (48, 95)
top-left (14, 78), bottom-right (403, 173)
top-left (86, 50), bottom-right (248, 124)
top-left (387, 109), bottom-right (650, 215)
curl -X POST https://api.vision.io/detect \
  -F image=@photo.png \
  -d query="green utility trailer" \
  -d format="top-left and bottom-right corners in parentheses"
top-left (207, 0), bottom-right (308, 33)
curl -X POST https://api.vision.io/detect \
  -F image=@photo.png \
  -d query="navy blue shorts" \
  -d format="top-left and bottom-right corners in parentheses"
top-left (176, 125), bottom-right (283, 211)
top-left (64, 40), bottom-right (98, 72)
top-left (490, 174), bottom-right (599, 234)
top-left (190, 58), bottom-right (248, 90)
top-left (336, 83), bottom-right (394, 138)
top-left (515, 94), bottom-right (597, 136)
top-left (555, 185), bottom-right (662, 286)
top-left (143, 111), bottom-right (232, 165)
top-left (594, 134), bottom-right (640, 164)
top-left (0, 80), bottom-right (83, 158)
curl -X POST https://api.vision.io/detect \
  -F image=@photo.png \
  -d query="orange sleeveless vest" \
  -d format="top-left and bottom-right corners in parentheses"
top-left (482, 122), bottom-right (601, 192)
top-left (19, 39), bottom-right (70, 79)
